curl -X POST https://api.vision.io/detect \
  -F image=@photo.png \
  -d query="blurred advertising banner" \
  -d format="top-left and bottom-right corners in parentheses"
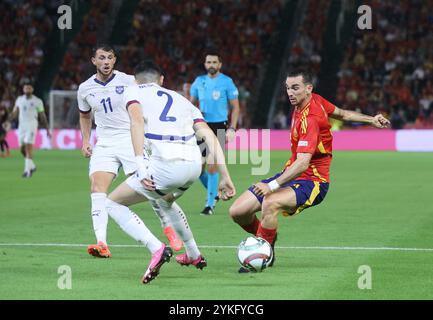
top-left (5, 129), bottom-right (433, 152)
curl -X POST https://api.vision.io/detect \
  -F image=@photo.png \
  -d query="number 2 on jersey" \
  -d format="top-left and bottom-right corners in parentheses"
top-left (100, 97), bottom-right (113, 113)
top-left (157, 90), bottom-right (176, 122)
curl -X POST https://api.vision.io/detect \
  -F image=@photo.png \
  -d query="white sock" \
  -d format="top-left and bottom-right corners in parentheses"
top-left (106, 198), bottom-right (162, 254)
top-left (156, 199), bottom-right (200, 259)
top-left (24, 158), bottom-right (31, 172)
top-left (29, 159), bottom-right (35, 169)
top-left (91, 193), bottom-right (108, 244)
top-left (150, 200), bottom-right (170, 228)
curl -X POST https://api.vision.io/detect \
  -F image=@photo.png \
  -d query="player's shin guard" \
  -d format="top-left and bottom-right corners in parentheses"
top-left (207, 172), bottom-right (219, 208)
top-left (91, 193), bottom-right (109, 244)
top-left (106, 198), bottom-right (162, 253)
top-left (156, 199), bottom-right (200, 260)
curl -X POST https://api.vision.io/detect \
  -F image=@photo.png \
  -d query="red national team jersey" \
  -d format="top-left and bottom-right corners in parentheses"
top-left (283, 93), bottom-right (335, 182)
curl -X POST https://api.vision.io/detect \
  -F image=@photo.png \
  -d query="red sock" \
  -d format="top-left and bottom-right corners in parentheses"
top-left (240, 216), bottom-right (260, 235)
top-left (256, 223), bottom-right (277, 245)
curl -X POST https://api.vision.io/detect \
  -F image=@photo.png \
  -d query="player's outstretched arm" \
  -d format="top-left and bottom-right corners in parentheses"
top-left (330, 106), bottom-right (390, 128)
top-left (79, 112), bottom-right (93, 157)
top-left (194, 121), bottom-right (236, 200)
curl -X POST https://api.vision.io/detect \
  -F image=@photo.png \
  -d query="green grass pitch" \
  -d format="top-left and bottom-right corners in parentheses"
top-left (0, 149), bottom-right (432, 300)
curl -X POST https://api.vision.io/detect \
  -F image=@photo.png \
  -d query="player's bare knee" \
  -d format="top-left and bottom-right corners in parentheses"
top-left (91, 184), bottom-right (107, 193)
top-left (90, 180), bottom-right (110, 193)
top-left (262, 198), bottom-right (281, 217)
top-left (228, 203), bottom-right (241, 220)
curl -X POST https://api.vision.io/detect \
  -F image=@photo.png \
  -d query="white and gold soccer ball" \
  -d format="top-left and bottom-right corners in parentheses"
top-left (237, 236), bottom-right (273, 272)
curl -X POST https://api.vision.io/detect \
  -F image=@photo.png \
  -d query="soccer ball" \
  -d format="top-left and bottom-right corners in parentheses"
top-left (237, 236), bottom-right (273, 272)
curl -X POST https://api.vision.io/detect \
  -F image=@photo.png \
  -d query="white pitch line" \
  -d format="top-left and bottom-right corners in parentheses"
top-left (0, 243), bottom-right (433, 252)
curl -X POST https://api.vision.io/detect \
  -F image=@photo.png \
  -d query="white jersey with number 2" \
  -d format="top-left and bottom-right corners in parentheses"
top-left (123, 83), bottom-right (204, 162)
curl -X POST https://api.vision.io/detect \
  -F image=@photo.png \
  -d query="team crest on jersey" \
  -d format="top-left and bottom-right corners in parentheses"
top-left (115, 86), bottom-right (124, 94)
top-left (212, 90), bottom-right (221, 100)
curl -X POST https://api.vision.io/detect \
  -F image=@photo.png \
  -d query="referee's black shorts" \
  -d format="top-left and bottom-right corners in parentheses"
top-left (198, 121), bottom-right (228, 158)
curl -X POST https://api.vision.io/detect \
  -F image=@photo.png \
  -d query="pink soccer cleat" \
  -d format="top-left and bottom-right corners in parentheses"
top-left (141, 244), bottom-right (173, 284)
top-left (175, 253), bottom-right (207, 270)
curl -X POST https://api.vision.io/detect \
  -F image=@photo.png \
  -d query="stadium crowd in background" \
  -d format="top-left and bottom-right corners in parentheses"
top-left (117, 0), bottom-right (282, 129)
top-left (0, 0), bottom-right (59, 122)
top-left (53, 0), bottom-right (112, 91)
top-left (52, 0), bottom-right (282, 129)
top-left (274, 0), bottom-right (331, 129)
top-left (336, 0), bottom-right (433, 129)
top-left (1, 0), bottom-right (433, 131)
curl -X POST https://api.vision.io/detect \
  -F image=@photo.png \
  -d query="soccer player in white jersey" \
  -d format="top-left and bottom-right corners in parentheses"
top-left (77, 45), bottom-right (181, 259)
top-left (10, 83), bottom-right (51, 178)
top-left (105, 60), bottom-right (236, 284)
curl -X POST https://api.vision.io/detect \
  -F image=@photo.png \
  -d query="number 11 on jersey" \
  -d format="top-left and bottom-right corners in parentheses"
top-left (100, 97), bottom-right (113, 113)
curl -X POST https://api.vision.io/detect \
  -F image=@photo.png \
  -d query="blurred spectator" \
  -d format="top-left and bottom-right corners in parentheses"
top-left (272, 108), bottom-right (288, 129)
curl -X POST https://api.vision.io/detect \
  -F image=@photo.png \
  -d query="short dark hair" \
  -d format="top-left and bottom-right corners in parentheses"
top-left (22, 81), bottom-right (33, 87)
top-left (286, 69), bottom-right (314, 85)
top-left (92, 44), bottom-right (116, 57)
top-left (134, 60), bottom-right (164, 77)
top-left (204, 51), bottom-right (222, 63)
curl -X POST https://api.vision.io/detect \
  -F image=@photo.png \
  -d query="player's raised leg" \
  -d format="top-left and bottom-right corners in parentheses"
top-left (155, 195), bottom-right (207, 269)
top-left (86, 171), bottom-right (116, 258)
top-left (150, 200), bottom-right (183, 251)
top-left (259, 188), bottom-right (297, 243)
top-left (229, 190), bottom-right (262, 234)
top-left (107, 180), bottom-right (173, 284)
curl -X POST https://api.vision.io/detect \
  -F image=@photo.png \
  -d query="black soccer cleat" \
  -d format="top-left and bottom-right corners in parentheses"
top-left (200, 206), bottom-right (214, 216)
top-left (238, 266), bottom-right (250, 273)
top-left (22, 171), bottom-right (31, 178)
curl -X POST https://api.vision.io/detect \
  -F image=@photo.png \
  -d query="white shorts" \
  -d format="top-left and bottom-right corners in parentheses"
top-left (126, 158), bottom-right (202, 201)
top-left (89, 142), bottom-right (136, 176)
top-left (18, 124), bottom-right (37, 145)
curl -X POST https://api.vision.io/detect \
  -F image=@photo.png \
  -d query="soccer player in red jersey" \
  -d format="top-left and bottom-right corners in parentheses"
top-left (229, 70), bottom-right (390, 272)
